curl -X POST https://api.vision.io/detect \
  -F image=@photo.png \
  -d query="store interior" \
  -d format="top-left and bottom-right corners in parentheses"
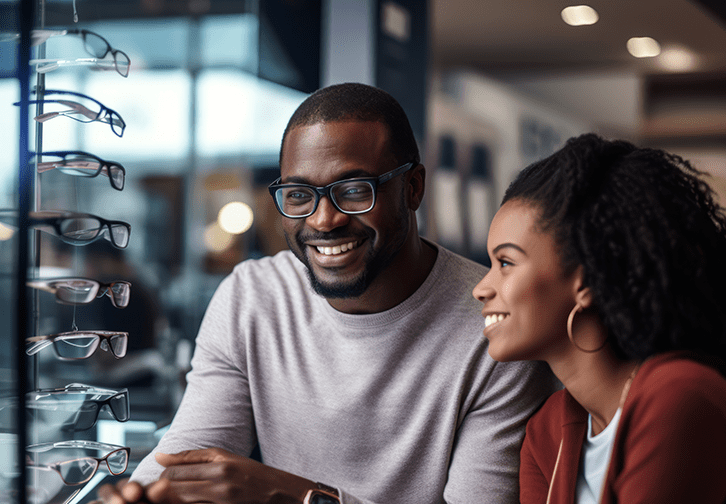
top-left (1, 0), bottom-right (725, 502)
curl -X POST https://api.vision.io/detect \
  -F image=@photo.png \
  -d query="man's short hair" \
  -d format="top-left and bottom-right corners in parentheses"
top-left (280, 82), bottom-right (420, 167)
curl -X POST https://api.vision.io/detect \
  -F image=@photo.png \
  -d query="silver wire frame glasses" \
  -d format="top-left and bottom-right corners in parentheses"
top-left (26, 330), bottom-right (129, 360)
top-left (27, 277), bottom-right (132, 308)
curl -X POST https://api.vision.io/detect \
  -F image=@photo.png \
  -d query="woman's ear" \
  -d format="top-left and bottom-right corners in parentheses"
top-left (572, 265), bottom-right (593, 308)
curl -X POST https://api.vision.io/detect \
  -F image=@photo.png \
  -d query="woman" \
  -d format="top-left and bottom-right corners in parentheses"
top-left (473, 133), bottom-right (726, 503)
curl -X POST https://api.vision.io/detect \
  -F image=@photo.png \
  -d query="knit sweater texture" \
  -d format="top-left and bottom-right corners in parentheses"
top-left (132, 243), bottom-right (556, 504)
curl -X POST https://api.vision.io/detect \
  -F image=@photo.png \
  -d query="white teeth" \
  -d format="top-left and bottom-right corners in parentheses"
top-left (316, 241), bottom-right (358, 256)
top-left (484, 314), bottom-right (508, 328)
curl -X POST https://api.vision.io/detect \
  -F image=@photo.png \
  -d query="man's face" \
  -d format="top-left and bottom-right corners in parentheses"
top-left (279, 120), bottom-right (411, 299)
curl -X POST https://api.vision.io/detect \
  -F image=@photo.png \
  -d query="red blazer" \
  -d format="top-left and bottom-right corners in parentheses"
top-left (520, 352), bottom-right (726, 504)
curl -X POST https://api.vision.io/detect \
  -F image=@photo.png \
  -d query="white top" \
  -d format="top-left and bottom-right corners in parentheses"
top-left (576, 408), bottom-right (623, 504)
top-left (131, 243), bottom-right (557, 504)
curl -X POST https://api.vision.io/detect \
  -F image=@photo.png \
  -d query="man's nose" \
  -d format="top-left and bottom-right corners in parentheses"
top-left (305, 195), bottom-right (350, 232)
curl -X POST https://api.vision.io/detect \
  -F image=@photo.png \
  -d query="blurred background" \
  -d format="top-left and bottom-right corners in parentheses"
top-left (1, 0), bottom-right (725, 499)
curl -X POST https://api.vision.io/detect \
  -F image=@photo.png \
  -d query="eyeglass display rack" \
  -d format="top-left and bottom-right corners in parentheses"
top-left (14, 1), bottom-right (136, 503)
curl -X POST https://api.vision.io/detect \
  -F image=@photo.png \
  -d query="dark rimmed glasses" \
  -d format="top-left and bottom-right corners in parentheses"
top-left (16, 89), bottom-right (126, 137)
top-left (26, 330), bottom-right (128, 360)
top-left (27, 277), bottom-right (131, 308)
top-left (29, 210), bottom-right (131, 248)
top-left (26, 440), bottom-right (130, 486)
top-left (27, 383), bottom-right (130, 430)
top-left (268, 162), bottom-right (416, 218)
top-left (28, 28), bottom-right (130, 77)
top-left (35, 151), bottom-right (126, 190)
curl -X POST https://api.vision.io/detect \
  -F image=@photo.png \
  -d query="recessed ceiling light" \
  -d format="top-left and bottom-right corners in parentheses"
top-left (659, 46), bottom-right (698, 72)
top-left (561, 5), bottom-right (599, 26)
top-left (627, 37), bottom-right (661, 58)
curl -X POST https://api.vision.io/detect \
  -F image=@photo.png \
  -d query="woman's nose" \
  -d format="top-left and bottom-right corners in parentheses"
top-left (472, 274), bottom-right (495, 303)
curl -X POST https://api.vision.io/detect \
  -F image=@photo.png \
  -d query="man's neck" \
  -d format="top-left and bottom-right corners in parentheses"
top-left (327, 238), bottom-right (438, 314)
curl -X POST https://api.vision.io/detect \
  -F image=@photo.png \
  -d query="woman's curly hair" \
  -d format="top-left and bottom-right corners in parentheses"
top-left (502, 133), bottom-right (726, 364)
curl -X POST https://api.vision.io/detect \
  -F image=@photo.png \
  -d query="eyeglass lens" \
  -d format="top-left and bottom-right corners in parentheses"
top-left (276, 180), bottom-right (375, 217)
top-left (53, 279), bottom-right (99, 304)
top-left (81, 31), bottom-right (130, 77)
top-left (99, 282), bottom-right (131, 308)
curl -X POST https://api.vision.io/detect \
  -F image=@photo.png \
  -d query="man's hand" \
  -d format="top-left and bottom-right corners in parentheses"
top-left (147, 447), bottom-right (316, 504)
top-left (95, 478), bottom-right (149, 504)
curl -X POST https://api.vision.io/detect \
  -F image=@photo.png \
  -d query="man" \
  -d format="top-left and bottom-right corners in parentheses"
top-left (101, 83), bottom-right (555, 504)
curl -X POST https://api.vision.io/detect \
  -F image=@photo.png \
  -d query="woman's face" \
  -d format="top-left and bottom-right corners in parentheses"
top-left (472, 200), bottom-right (581, 362)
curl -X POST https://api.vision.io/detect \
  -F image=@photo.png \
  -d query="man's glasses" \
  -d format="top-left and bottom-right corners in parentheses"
top-left (26, 330), bottom-right (128, 360)
top-left (35, 151), bottom-right (126, 191)
top-left (15, 89), bottom-right (126, 137)
top-left (28, 28), bottom-right (130, 77)
top-left (26, 440), bottom-right (130, 486)
top-left (29, 210), bottom-right (131, 248)
top-left (26, 383), bottom-right (130, 431)
top-left (268, 162), bottom-right (416, 218)
top-left (27, 277), bottom-right (131, 308)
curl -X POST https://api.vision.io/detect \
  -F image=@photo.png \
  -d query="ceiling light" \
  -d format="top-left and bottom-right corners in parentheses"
top-left (204, 222), bottom-right (235, 253)
top-left (627, 37), bottom-right (661, 58)
top-left (561, 5), bottom-right (599, 26)
top-left (218, 201), bottom-right (254, 235)
top-left (0, 223), bottom-right (14, 241)
top-left (659, 46), bottom-right (698, 72)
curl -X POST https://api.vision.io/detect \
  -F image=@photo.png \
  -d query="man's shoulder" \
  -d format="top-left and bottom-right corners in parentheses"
top-left (427, 240), bottom-right (489, 281)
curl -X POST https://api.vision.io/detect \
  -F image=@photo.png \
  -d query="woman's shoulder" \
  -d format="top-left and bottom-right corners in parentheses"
top-left (628, 352), bottom-right (726, 417)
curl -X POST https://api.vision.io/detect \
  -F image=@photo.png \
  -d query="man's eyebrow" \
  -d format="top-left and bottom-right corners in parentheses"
top-left (492, 243), bottom-right (526, 255)
top-left (283, 169), bottom-right (375, 185)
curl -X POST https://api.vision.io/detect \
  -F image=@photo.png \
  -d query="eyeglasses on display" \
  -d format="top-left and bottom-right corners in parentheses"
top-left (14, 89), bottom-right (126, 137)
top-left (26, 330), bottom-right (128, 360)
top-left (35, 151), bottom-right (126, 191)
top-left (27, 277), bottom-right (131, 308)
top-left (28, 28), bottom-right (130, 77)
top-left (29, 210), bottom-right (131, 248)
top-left (26, 383), bottom-right (130, 430)
top-left (268, 161), bottom-right (417, 218)
top-left (26, 440), bottom-right (130, 486)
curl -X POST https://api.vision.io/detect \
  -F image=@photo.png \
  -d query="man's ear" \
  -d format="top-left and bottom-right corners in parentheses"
top-left (572, 265), bottom-right (594, 308)
top-left (407, 164), bottom-right (425, 211)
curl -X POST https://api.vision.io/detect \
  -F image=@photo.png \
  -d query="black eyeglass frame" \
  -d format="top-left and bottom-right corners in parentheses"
top-left (32, 28), bottom-right (131, 77)
top-left (268, 161), bottom-right (417, 219)
top-left (34, 150), bottom-right (126, 191)
top-left (29, 210), bottom-right (131, 248)
top-left (18, 89), bottom-right (127, 137)
top-left (26, 383), bottom-right (130, 429)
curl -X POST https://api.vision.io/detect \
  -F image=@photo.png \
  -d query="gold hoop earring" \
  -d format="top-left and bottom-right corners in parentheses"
top-left (567, 303), bottom-right (607, 353)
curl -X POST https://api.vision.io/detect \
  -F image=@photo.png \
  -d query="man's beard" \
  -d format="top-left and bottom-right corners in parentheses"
top-left (285, 207), bottom-right (410, 299)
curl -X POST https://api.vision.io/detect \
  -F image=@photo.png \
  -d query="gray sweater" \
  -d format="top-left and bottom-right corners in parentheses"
top-left (132, 243), bottom-right (555, 503)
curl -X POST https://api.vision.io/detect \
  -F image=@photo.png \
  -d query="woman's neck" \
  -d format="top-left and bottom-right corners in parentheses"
top-left (548, 349), bottom-right (640, 436)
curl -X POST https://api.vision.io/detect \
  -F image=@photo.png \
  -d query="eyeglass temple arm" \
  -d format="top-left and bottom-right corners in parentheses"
top-left (35, 100), bottom-right (99, 123)
top-left (36, 160), bottom-right (108, 177)
top-left (25, 337), bottom-right (54, 356)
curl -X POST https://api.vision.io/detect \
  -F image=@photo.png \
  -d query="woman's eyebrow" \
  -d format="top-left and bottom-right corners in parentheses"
top-left (492, 243), bottom-right (526, 255)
